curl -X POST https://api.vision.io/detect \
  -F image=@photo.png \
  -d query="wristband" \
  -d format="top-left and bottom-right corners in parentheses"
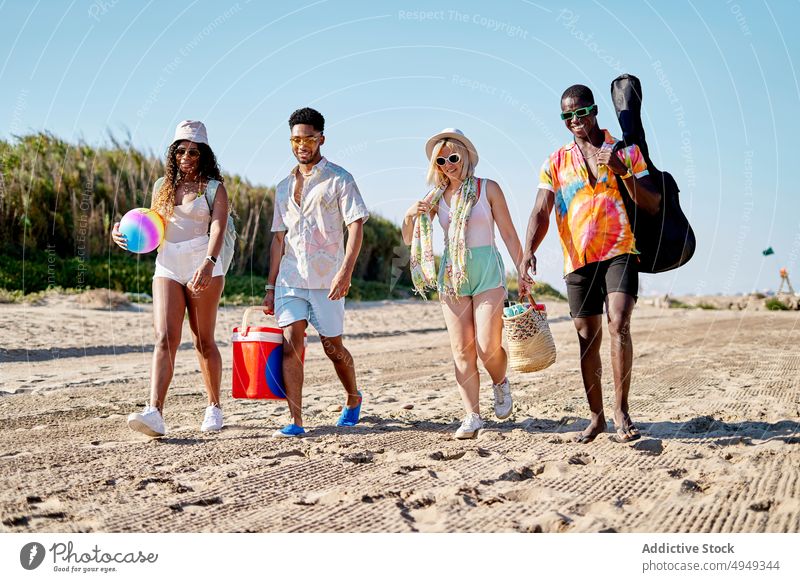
top-left (264, 284), bottom-right (275, 292)
top-left (205, 255), bottom-right (218, 265)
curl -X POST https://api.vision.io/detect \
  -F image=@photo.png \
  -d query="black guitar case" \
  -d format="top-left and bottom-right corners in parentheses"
top-left (611, 74), bottom-right (696, 273)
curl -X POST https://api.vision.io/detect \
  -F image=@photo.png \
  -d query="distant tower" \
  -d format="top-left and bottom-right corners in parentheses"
top-left (777, 268), bottom-right (796, 295)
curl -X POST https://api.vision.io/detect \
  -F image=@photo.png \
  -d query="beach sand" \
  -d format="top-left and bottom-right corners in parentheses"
top-left (1, 294), bottom-right (799, 533)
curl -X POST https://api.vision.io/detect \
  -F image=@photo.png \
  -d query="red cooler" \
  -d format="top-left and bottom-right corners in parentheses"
top-left (232, 307), bottom-right (306, 399)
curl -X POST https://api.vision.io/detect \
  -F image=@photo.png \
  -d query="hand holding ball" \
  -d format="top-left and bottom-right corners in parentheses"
top-left (115, 208), bottom-right (165, 253)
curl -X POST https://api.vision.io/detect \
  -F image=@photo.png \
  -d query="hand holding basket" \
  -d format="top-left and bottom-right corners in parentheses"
top-left (502, 294), bottom-right (557, 373)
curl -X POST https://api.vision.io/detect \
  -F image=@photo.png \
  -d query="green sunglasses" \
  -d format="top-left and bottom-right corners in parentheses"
top-left (560, 104), bottom-right (597, 121)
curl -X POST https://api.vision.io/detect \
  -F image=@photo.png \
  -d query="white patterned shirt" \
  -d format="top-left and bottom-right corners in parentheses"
top-left (271, 157), bottom-right (369, 289)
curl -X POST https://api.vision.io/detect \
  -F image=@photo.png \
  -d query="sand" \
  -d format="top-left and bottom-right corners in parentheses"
top-left (1, 293), bottom-right (799, 533)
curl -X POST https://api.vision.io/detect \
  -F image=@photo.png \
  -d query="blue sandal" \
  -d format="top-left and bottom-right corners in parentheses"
top-left (272, 423), bottom-right (306, 438)
top-left (336, 391), bottom-right (363, 427)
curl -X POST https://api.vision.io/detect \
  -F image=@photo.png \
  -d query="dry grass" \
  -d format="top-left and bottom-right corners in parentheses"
top-left (74, 288), bottom-right (131, 309)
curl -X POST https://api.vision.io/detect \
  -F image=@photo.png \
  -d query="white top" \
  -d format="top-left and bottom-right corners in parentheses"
top-left (271, 158), bottom-right (370, 289)
top-left (436, 179), bottom-right (496, 248)
top-left (164, 180), bottom-right (219, 243)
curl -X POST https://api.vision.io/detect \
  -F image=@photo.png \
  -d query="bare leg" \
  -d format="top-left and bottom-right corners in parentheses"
top-left (441, 295), bottom-right (480, 415)
top-left (282, 320), bottom-right (308, 427)
top-left (472, 287), bottom-right (507, 384)
top-left (149, 277), bottom-right (187, 412)
top-left (606, 291), bottom-right (638, 440)
top-left (573, 315), bottom-right (605, 441)
top-left (319, 335), bottom-right (360, 407)
top-left (186, 276), bottom-right (225, 408)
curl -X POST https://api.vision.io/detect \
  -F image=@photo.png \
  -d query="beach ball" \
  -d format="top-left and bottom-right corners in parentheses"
top-left (118, 208), bottom-right (164, 254)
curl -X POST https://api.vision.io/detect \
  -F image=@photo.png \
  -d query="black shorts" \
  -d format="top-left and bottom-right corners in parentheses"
top-left (565, 253), bottom-right (639, 318)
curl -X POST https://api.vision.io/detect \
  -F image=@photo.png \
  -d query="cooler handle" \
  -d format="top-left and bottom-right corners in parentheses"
top-left (239, 306), bottom-right (278, 338)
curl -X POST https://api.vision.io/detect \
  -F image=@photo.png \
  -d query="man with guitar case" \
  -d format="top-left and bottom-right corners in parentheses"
top-left (521, 83), bottom-right (663, 444)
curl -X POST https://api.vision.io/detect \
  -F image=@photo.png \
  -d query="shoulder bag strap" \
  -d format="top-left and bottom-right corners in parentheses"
top-left (203, 179), bottom-right (220, 212)
top-left (203, 180), bottom-right (221, 235)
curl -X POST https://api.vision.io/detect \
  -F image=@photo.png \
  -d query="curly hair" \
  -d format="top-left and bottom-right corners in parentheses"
top-left (151, 141), bottom-right (224, 218)
top-left (288, 107), bottom-right (325, 132)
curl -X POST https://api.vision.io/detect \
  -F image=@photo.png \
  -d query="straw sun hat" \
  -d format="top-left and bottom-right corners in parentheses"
top-left (424, 128), bottom-right (479, 167)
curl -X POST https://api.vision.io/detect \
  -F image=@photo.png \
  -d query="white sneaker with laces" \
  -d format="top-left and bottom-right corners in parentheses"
top-left (127, 405), bottom-right (166, 437)
top-left (200, 405), bottom-right (223, 432)
top-left (492, 377), bottom-right (513, 420)
top-left (454, 412), bottom-right (484, 439)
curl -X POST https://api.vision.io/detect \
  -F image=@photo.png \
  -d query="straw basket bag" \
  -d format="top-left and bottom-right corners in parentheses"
top-left (503, 294), bottom-right (557, 373)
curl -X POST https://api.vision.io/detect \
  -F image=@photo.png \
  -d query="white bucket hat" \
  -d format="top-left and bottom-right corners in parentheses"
top-left (173, 120), bottom-right (209, 146)
top-left (425, 128), bottom-right (479, 167)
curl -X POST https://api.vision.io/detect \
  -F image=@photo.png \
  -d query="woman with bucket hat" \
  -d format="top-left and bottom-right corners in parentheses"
top-left (401, 128), bottom-right (528, 439)
top-left (112, 120), bottom-right (230, 437)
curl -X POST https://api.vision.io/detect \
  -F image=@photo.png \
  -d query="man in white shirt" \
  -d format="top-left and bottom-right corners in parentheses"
top-left (263, 108), bottom-right (370, 437)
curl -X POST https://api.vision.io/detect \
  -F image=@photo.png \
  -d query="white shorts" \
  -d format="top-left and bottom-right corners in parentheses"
top-left (153, 235), bottom-right (224, 286)
top-left (275, 286), bottom-right (345, 338)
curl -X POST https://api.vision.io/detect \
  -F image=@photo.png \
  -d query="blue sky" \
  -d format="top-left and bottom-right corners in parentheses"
top-left (1, 0), bottom-right (798, 295)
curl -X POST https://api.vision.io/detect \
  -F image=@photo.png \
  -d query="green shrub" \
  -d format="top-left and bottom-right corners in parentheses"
top-left (0, 132), bottom-right (413, 288)
top-left (765, 298), bottom-right (790, 311)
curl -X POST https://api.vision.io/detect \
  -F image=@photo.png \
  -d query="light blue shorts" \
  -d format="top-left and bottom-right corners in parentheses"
top-left (275, 287), bottom-right (345, 338)
top-left (438, 245), bottom-right (506, 297)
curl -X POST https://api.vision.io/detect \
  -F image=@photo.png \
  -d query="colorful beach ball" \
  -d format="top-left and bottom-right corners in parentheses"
top-left (118, 208), bottom-right (165, 254)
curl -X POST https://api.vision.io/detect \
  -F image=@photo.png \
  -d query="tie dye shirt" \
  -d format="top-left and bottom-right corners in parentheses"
top-left (538, 129), bottom-right (649, 275)
top-left (272, 157), bottom-right (369, 289)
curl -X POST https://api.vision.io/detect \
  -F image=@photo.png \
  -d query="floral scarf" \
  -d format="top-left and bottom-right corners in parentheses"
top-left (410, 176), bottom-right (480, 298)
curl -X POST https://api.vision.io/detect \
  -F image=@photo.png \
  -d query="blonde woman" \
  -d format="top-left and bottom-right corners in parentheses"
top-left (112, 120), bottom-right (229, 437)
top-left (402, 128), bottom-right (528, 439)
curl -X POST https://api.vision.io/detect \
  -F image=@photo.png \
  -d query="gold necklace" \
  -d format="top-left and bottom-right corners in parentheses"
top-left (177, 178), bottom-right (203, 203)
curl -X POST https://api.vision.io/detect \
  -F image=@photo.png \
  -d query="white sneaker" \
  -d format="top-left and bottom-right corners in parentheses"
top-left (200, 405), bottom-right (223, 432)
top-left (127, 405), bottom-right (166, 437)
top-left (454, 412), bottom-right (484, 439)
top-left (492, 377), bottom-right (513, 420)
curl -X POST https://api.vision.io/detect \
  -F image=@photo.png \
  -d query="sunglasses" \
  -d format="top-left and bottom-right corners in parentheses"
top-left (560, 104), bottom-right (597, 121)
top-left (175, 147), bottom-right (201, 159)
top-left (435, 153), bottom-right (461, 166)
top-left (290, 134), bottom-right (322, 148)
